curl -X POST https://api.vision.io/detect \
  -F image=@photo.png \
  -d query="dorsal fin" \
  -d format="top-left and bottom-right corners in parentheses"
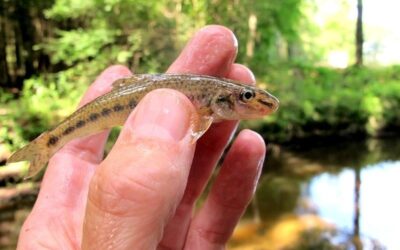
top-left (112, 74), bottom-right (151, 89)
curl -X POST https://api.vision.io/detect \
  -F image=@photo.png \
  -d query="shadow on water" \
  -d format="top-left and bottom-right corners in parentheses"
top-left (230, 137), bottom-right (400, 250)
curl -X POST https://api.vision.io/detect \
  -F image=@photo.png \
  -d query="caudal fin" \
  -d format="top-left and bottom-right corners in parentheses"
top-left (7, 134), bottom-right (50, 179)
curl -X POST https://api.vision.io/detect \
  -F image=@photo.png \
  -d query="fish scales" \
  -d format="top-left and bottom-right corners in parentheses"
top-left (7, 74), bottom-right (279, 178)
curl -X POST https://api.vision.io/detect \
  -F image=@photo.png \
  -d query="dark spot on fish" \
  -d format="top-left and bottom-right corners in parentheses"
top-left (257, 99), bottom-right (274, 108)
top-left (101, 108), bottom-right (111, 116)
top-left (217, 95), bottom-right (228, 102)
top-left (216, 95), bottom-right (234, 109)
top-left (113, 104), bottom-right (124, 112)
top-left (63, 126), bottom-right (75, 135)
top-left (89, 113), bottom-right (100, 121)
top-left (128, 99), bottom-right (137, 109)
top-left (76, 120), bottom-right (86, 128)
top-left (47, 136), bottom-right (59, 147)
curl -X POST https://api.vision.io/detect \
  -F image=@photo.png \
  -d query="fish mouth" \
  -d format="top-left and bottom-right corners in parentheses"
top-left (257, 96), bottom-right (279, 112)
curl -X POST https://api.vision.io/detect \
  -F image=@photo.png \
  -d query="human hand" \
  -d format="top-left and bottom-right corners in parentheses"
top-left (17, 25), bottom-right (266, 249)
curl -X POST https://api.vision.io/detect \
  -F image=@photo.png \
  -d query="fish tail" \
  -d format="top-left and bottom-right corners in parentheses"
top-left (7, 133), bottom-right (51, 179)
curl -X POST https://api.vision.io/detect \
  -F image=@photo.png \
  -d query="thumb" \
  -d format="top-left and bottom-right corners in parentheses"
top-left (82, 89), bottom-right (197, 249)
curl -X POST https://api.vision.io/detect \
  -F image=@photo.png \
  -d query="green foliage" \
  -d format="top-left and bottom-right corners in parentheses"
top-left (1, 67), bottom-right (88, 150)
top-left (244, 65), bottom-right (400, 142)
top-left (42, 0), bottom-right (178, 74)
top-left (198, 0), bottom-right (304, 69)
top-left (41, 0), bottom-right (306, 76)
top-left (299, 0), bottom-right (355, 64)
top-left (1, 0), bottom-right (305, 154)
top-left (44, 0), bottom-right (94, 19)
top-left (44, 28), bottom-right (119, 66)
top-left (2, 0), bottom-right (400, 151)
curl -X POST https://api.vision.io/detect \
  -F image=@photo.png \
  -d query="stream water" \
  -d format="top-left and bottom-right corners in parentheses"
top-left (2, 137), bottom-right (399, 249)
top-left (231, 137), bottom-right (400, 249)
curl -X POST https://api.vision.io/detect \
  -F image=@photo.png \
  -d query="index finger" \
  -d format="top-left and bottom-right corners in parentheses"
top-left (167, 25), bottom-right (243, 208)
top-left (160, 25), bottom-right (256, 248)
top-left (168, 25), bottom-right (237, 75)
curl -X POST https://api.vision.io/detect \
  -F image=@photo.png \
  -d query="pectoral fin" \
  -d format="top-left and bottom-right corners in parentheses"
top-left (191, 115), bottom-right (214, 142)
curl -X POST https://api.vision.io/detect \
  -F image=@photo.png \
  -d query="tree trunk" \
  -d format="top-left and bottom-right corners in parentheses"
top-left (0, 1), bottom-right (10, 86)
top-left (17, 1), bottom-right (36, 79)
top-left (355, 0), bottom-right (363, 66)
top-left (245, 12), bottom-right (257, 63)
top-left (353, 168), bottom-right (362, 250)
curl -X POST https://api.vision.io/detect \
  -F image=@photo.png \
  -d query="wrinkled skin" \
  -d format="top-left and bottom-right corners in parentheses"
top-left (17, 25), bottom-right (267, 250)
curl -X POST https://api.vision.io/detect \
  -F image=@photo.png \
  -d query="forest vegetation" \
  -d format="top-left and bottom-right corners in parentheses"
top-left (0, 0), bottom-right (399, 153)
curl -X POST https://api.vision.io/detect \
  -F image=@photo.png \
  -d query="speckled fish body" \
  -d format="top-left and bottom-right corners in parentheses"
top-left (7, 74), bottom-right (279, 178)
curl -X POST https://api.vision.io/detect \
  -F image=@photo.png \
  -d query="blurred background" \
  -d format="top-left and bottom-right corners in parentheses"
top-left (1, 0), bottom-right (400, 249)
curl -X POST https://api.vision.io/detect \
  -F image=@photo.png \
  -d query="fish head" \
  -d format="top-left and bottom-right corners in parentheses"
top-left (211, 85), bottom-right (279, 120)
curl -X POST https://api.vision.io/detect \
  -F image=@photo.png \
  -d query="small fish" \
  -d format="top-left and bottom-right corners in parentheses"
top-left (7, 74), bottom-right (279, 178)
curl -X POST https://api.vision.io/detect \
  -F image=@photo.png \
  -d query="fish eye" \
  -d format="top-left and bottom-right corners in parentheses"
top-left (240, 89), bottom-right (255, 102)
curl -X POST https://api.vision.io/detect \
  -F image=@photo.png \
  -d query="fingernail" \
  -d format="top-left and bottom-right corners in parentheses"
top-left (129, 89), bottom-right (192, 142)
top-left (255, 155), bottom-right (265, 182)
top-left (247, 68), bottom-right (256, 83)
top-left (231, 30), bottom-right (238, 49)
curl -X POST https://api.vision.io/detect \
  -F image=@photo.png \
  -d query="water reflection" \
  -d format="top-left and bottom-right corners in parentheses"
top-left (230, 138), bottom-right (400, 249)
top-left (310, 161), bottom-right (400, 250)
